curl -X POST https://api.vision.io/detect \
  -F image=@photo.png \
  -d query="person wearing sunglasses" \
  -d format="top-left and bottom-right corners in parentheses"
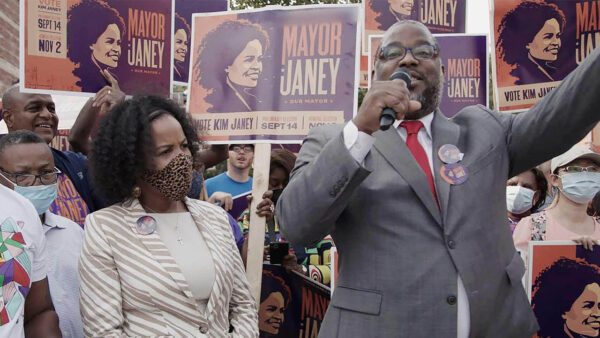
top-left (514, 146), bottom-right (600, 264)
top-left (277, 19), bottom-right (600, 337)
top-left (0, 130), bottom-right (77, 337)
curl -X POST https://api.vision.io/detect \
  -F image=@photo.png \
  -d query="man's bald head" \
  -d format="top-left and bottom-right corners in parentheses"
top-left (1, 84), bottom-right (21, 113)
top-left (1, 85), bottom-right (58, 144)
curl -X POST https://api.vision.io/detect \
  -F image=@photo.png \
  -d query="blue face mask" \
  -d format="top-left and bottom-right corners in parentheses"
top-left (14, 184), bottom-right (58, 215)
top-left (559, 172), bottom-right (600, 204)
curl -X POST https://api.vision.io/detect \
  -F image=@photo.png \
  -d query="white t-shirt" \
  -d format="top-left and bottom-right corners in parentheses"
top-left (0, 184), bottom-right (49, 338)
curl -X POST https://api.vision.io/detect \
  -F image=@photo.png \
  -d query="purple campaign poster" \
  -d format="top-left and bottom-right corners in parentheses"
top-left (436, 34), bottom-right (488, 118)
top-left (21, 0), bottom-right (172, 97)
top-left (187, 5), bottom-right (360, 143)
top-left (363, 0), bottom-right (466, 54)
top-left (492, 0), bottom-right (598, 112)
top-left (368, 34), bottom-right (488, 118)
top-left (173, 0), bottom-right (227, 86)
top-left (260, 264), bottom-right (330, 337)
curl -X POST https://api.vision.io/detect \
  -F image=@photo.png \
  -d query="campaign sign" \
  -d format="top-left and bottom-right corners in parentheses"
top-left (21, 0), bottom-right (172, 97)
top-left (172, 0), bottom-right (227, 86)
top-left (492, 0), bottom-right (598, 112)
top-left (187, 5), bottom-right (360, 143)
top-left (363, 0), bottom-right (466, 55)
top-left (529, 241), bottom-right (600, 338)
top-left (260, 264), bottom-right (330, 338)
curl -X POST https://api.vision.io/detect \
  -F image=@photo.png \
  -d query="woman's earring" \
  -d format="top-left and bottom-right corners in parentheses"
top-left (132, 186), bottom-right (141, 198)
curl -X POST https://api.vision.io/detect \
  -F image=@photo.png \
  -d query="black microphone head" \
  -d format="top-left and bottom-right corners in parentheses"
top-left (390, 68), bottom-right (411, 86)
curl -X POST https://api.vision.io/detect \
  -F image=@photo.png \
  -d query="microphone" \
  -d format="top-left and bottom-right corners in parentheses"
top-left (379, 68), bottom-right (411, 131)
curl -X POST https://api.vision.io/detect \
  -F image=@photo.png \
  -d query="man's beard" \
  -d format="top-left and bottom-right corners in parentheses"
top-left (405, 74), bottom-right (443, 120)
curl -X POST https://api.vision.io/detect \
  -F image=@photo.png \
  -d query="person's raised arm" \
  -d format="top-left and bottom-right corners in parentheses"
top-left (24, 278), bottom-right (60, 337)
top-left (507, 46), bottom-right (600, 177)
top-left (197, 145), bottom-right (228, 169)
top-left (69, 70), bottom-right (125, 155)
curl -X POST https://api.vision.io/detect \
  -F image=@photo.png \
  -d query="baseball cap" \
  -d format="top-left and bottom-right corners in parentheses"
top-left (550, 145), bottom-right (600, 173)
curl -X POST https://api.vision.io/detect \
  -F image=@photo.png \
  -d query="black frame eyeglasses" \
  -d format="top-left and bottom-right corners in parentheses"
top-left (0, 167), bottom-right (62, 186)
top-left (229, 145), bottom-right (254, 153)
top-left (378, 44), bottom-right (439, 62)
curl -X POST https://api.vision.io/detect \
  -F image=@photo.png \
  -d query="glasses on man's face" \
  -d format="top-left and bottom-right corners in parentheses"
top-left (378, 44), bottom-right (438, 62)
top-left (230, 146), bottom-right (254, 153)
top-left (0, 168), bottom-right (62, 187)
top-left (560, 166), bottom-right (600, 174)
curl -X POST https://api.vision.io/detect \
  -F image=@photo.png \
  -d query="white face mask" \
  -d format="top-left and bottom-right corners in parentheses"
top-left (506, 185), bottom-right (535, 214)
top-left (559, 172), bottom-right (600, 204)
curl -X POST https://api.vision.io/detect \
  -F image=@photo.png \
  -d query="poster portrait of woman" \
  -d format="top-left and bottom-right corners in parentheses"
top-left (497, 1), bottom-right (566, 85)
top-left (532, 257), bottom-right (600, 338)
top-left (67, 0), bottom-right (126, 92)
top-left (259, 270), bottom-right (291, 337)
top-left (173, 13), bottom-right (191, 83)
top-left (370, 0), bottom-right (415, 30)
top-left (194, 20), bottom-right (270, 113)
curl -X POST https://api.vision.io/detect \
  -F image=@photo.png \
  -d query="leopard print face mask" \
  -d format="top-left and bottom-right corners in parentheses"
top-left (142, 153), bottom-right (193, 201)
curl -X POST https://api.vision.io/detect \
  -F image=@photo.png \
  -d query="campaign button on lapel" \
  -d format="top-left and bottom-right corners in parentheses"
top-left (440, 163), bottom-right (469, 185)
top-left (136, 216), bottom-right (157, 235)
top-left (438, 144), bottom-right (463, 164)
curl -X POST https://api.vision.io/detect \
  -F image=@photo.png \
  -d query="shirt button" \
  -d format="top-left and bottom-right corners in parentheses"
top-left (199, 326), bottom-right (208, 334)
top-left (447, 239), bottom-right (455, 249)
top-left (447, 295), bottom-right (457, 305)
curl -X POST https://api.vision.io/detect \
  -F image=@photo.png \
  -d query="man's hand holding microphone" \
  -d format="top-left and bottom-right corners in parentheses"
top-left (353, 67), bottom-right (422, 134)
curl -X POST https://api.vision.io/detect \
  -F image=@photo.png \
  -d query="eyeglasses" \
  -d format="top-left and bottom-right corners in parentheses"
top-left (0, 167), bottom-right (62, 187)
top-left (378, 44), bottom-right (438, 62)
top-left (229, 145), bottom-right (254, 153)
top-left (559, 166), bottom-right (600, 174)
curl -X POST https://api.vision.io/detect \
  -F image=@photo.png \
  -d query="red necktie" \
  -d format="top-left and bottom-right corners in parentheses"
top-left (400, 121), bottom-right (439, 205)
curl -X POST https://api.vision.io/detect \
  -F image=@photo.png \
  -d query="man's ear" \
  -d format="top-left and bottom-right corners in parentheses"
top-left (2, 110), bottom-right (13, 129)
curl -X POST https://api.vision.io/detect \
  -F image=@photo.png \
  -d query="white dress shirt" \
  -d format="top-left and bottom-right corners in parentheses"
top-left (343, 112), bottom-right (470, 338)
top-left (43, 211), bottom-right (84, 338)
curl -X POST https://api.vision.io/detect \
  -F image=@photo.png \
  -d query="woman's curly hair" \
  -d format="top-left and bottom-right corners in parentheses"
top-left (193, 20), bottom-right (269, 105)
top-left (174, 12), bottom-right (191, 37)
top-left (532, 257), bottom-right (600, 337)
top-left (261, 270), bottom-right (291, 307)
top-left (67, 0), bottom-right (125, 65)
top-left (90, 96), bottom-right (200, 204)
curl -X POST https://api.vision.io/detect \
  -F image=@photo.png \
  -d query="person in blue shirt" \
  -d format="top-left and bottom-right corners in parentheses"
top-left (205, 144), bottom-right (254, 209)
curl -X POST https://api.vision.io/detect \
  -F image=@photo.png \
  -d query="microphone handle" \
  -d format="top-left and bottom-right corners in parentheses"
top-left (380, 108), bottom-right (396, 131)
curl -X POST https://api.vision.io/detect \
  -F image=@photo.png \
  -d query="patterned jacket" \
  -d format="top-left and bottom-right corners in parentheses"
top-left (79, 197), bottom-right (258, 337)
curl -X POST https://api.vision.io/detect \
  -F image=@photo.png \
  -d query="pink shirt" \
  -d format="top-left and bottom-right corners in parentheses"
top-left (513, 210), bottom-right (600, 262)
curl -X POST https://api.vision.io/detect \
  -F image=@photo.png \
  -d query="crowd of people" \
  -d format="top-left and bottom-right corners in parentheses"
top-left (0, 18), bottom-right (600, 338)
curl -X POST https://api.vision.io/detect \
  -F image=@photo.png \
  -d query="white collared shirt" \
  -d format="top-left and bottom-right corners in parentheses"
top-left (42, 211), bottom-right (84, 338)
top-left (343, 112), bottom-right (470, 338)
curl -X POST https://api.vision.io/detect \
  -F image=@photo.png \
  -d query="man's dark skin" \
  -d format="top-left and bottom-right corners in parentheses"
top-left (2, 88), bottom-right (58, 144)
top-left (67, 69), bottom-right (228, 167)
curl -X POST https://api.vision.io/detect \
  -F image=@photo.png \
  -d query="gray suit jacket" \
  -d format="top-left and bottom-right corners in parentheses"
top-left (276, 47), bottom-right (600, 337)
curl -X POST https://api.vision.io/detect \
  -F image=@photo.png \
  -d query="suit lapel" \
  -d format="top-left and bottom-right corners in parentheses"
top-left (373, 125), bottom-right (442, 226)
top-left (122, 199), bottom-right (197, 300)
top-left (431, 111), bottom-right (461, 224)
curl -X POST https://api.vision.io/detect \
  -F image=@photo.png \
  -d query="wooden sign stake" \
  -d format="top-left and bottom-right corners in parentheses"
top-left (245, 143), bottom-right (270, 305)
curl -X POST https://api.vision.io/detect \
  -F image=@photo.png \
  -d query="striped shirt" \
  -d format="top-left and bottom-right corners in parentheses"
top-left (79, 197), bottom-right (258, 337)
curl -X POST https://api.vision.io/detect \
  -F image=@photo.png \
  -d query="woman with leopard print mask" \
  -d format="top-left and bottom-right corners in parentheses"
top-left (79, 96), bottom-right (259, 337)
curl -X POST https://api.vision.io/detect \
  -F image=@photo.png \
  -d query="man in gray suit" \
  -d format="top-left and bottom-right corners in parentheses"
top-left (276, 20), bottom-right (600, 337)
